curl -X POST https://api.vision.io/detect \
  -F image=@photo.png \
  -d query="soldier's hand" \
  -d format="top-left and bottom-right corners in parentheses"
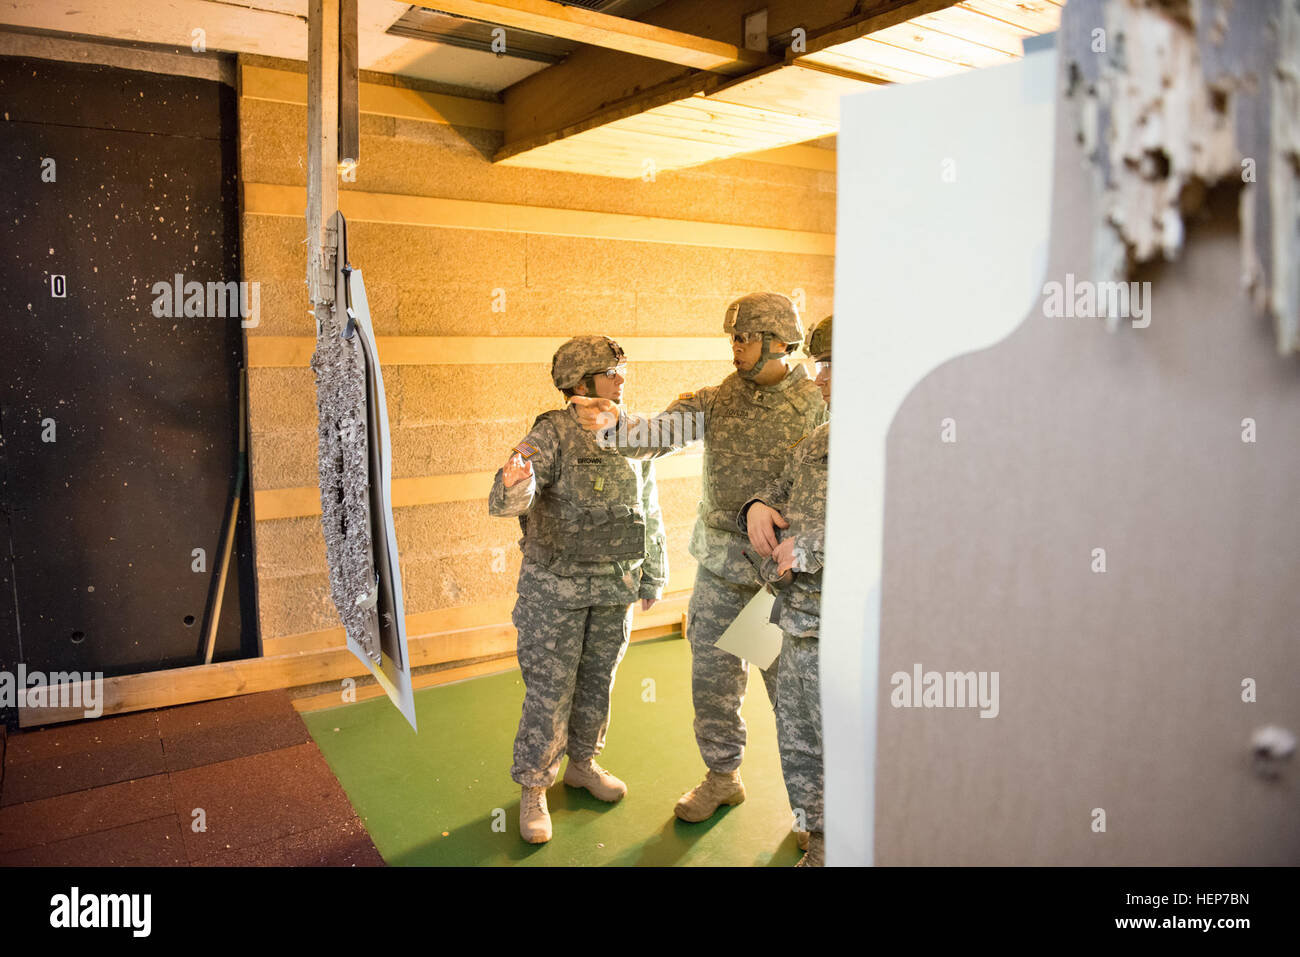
top-left (772, 538), bottom-right (797, 576)
top-left (502, 452), bottom-right (533, 489)
top-left (746, 502), bottom-right (789, 557)
top-left (640, 598), bottom-right (657, 612)
top-left (569, 394), bottom-right (619, 431)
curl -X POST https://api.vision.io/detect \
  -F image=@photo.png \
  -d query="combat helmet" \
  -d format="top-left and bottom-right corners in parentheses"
top-left (723, 292), bottom-right (804, 380)
top-left (551, 335), bottom-right (627, 397)
top-left (805, 315), bottom-right (832, 361)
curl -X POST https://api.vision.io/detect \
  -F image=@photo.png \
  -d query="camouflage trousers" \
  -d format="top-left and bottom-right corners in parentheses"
top-left (510, 596), bottom-right (632, 788)
top-left (686, 566), bottom-right (780, 774)
top-left (776, 633), bottom-right (823, 832)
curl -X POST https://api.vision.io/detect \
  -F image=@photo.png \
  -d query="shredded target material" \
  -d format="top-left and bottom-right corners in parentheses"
top-left (1063, 0), bottom-right (1300, 353)
top-left (310, 289), bottom-right (381, 662)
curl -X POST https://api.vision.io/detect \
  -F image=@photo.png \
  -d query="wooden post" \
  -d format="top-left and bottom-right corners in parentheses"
top-left (337, 0), bottom-right (359, 175)
top-left (307, 0), bottom-right (339, 316)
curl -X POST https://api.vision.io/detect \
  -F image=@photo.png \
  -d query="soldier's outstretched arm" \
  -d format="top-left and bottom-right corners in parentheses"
top-left (487, 421), bottom-right (559, 517)
top-left (638, 461), bottom-right (668, 603)
top-left (571, 389), bottom-right (711, 460)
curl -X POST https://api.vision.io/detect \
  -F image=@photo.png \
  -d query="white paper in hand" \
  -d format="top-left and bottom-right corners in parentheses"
top-left (714, 588), bottom-right (785, 670)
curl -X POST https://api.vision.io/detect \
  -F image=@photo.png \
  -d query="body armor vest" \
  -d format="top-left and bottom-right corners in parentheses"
top-left (701, 370), bottom-right (824, 531)
top-left (521, 408), bottom-right (648, 569)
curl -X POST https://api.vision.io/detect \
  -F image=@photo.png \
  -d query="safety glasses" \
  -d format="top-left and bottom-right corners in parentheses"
top-left (599, 363), bottom-right (628, 380)
top-left (730, 332), bottom-right (762, 345)
top-left (814, 358), bottom-right (831, 375)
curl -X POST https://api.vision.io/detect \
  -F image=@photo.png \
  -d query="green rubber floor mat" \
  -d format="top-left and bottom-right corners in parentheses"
top-left (302, 636), bottom-right (805, 866)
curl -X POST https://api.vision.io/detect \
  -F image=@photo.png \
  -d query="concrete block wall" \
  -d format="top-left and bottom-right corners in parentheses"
top-left (238, 56), bottom-right (835, 647)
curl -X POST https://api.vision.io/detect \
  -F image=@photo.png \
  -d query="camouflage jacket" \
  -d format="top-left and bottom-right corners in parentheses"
top-left (489, 404), bottom-right (667, 608)
top-left (738, 421), bottom-right (829, 637)
top-left (601, 364), bottom-right (826, 585)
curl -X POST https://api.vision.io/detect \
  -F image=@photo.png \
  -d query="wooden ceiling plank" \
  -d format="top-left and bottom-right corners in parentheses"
top-left (800, 0), bottom-right (963, 58)
top-left (496, 69), bottom-right (724, 162)
top-left (703, 63), bottom-right (876, 125)
top-left (501, 0), bottom-right (895, 147)
top-left (685, 96), bottom-right (845, 138)
top-left (654, 98), bottom-right (838, 139)
top-left (497, 117), bottom-right (836, 178)
top-left (429, 0), bottom-right (772, 74)
top-left (682, 90), bottom-right (835, 123)
top-left (493, 0), bottom-right (1058, 178)
top-left (570, 133), bottom-right (739, 166)
top-left (869, 20), bottom-right (1020, 69)
top-left (956, 0), bottom-right (1063, 36)
top-left (540, 125), bottom-right (762, 169)
top-left (797, 48), bottom-right (932, 85)
top-left (608, 110), bottom-right (819, 151)
top-left (497, 135), bottom-right (733, 176)
top-left (911, 5), bottom-right (1037, 57)
top-left (805, 36), bottom-right (969, 81)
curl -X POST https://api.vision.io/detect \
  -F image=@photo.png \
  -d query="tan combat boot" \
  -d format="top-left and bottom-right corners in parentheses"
top-left (563, 757), bottom-right (628, 802)
top-left (673, 769), bottom-right (745, 822)
top-left (520, 786), bottom-right (552, 844)
top-left (795, 831), bottom-right (824, 867)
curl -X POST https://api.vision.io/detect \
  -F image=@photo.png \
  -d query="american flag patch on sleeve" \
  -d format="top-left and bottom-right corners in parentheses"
top-left (514, 441), bottom-right (540, 461)
top-left (678, 391), bottom-right (696, 401)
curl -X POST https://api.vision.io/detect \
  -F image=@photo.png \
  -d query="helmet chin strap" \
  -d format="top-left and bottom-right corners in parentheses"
top-left (740, 333), bottom-right (785, 381)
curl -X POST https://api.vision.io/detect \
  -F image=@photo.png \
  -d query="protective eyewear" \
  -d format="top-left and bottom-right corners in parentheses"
top-left (598, 364), bottom-right (628, 380)
top-left (731, 332), bottom-right (763, 345)
top-left (814, 358), bottom-right (831, 375)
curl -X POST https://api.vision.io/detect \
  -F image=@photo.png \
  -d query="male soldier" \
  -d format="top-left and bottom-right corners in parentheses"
top-left (739, 315), bottom-right (832, 867)
top-left (488, 335), bottom-right (666, 844)
top-left (571, 293), bottom-right (826, 822)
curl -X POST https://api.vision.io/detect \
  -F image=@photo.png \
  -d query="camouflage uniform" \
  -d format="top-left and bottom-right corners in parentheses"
top-left (607, 360), bottom-right (825, 773)
top-left (489, 348), bottom-right (666, 789)
top-left (738, 420), bottom-right (829, 831)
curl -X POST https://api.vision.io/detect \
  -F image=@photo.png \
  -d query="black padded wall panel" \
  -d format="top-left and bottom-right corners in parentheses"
top-left (0, 55), bottom-right (257, 723)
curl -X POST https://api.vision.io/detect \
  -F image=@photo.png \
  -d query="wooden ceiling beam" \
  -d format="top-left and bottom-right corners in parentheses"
top-left (427, 0), bottom-right (772, 74)
top-left (501, 0), bottom-right (848, 148)
top-left (498, 0), bottom-right (959, 160)
top-left (796, 0), bottom-right (963, 60)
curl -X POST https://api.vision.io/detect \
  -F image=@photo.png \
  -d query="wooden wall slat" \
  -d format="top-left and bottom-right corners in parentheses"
top-left (242, 182), bottom-right (836, 255)
top-left (241, 64), bottom-right (505, 129)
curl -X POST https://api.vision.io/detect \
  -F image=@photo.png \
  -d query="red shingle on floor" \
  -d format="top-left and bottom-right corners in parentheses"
top-left (0, 815), bottom-right (189, 867)
top-left (0, 773), bottom-right (173, 854)
top-left (170, 743), bottom-right (360, 860)
top-left (190, 820), bottom-right (384, 867)
top-left (157, 691), bottom-right (311, 772)
top-left (1, 710), bottom-right (165, 807)
top-left (0, 691), bottom-right (383, 866)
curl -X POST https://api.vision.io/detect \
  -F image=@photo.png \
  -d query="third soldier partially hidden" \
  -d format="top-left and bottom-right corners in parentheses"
top-left (489, 335), bottom-right (666, 844)
top-left (739, 315), bottom-right (832, 866)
